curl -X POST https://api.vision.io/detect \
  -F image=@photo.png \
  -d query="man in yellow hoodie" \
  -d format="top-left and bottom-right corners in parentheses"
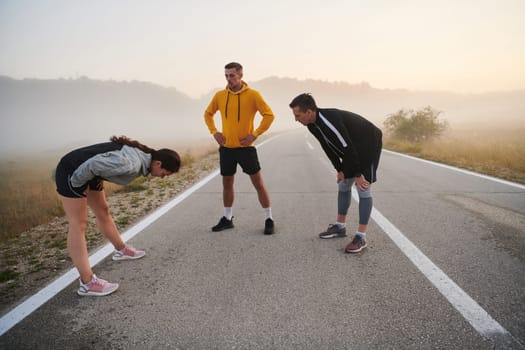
top-left (204, 62), bottom-right (275, 235)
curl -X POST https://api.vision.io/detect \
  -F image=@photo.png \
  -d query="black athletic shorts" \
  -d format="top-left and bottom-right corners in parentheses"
top-left (219, 146), bottom-right (261, 176)
top-left (55, 160), bottom-right (104, 198)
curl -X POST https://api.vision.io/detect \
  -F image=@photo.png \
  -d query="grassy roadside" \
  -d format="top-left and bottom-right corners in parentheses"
top-left (384, 128), bottom-right (525, 184)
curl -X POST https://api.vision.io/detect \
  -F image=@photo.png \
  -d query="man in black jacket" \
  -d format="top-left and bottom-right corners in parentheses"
top-left (289, 93), bottom-right (382, 253)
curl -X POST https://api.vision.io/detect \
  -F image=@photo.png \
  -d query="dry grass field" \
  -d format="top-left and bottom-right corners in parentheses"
top-left (384, 128), bottom-right (525, 184)
top-left (0, 159), bottom-right (65, 241)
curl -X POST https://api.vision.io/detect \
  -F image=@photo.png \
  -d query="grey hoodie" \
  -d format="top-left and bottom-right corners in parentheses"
top-left (70, 145), bottom-right (152, 187)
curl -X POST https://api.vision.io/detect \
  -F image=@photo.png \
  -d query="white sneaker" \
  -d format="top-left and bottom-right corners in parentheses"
top-left (112, 245), bottom-right (146, 261)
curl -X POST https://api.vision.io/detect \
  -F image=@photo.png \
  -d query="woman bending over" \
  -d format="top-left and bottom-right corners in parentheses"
top-left (55, 135), bottom-right (180, 297)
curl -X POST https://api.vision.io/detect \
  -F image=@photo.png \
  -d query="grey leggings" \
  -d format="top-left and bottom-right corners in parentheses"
top-left (337, 178), bottom-right (373, 225)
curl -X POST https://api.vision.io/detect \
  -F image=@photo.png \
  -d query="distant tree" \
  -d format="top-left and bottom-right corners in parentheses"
top-left (383, 106), bottom-right (448, 142)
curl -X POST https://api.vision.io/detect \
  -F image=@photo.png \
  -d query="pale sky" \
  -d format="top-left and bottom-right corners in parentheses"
top-left (1, 0), bottom-right (524, 98)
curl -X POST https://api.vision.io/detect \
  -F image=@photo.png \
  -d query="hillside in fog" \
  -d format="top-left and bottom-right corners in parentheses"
top-left (251, 77), bottom-right (525, 129)
top-left (1, 75), bottom-right (523, 156)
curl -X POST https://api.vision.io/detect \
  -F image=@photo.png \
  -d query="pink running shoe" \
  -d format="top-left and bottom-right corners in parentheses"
top-left (77, 274), bottom-right (119, 297)
top-left (112, 245), bottom-right (146, 261)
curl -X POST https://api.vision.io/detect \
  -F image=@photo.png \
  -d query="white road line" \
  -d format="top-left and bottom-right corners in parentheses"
top-left (0, 134), bottom-right (286, 336)
top-left (305, 134), bottom-right (519, 344)
top-left (362, 190), bottom-right (511, 338)
top-left (367, 198), bottom-right (525, 347)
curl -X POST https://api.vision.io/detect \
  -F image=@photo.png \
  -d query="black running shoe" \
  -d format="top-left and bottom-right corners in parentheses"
top-left (264, 218), bottom-right (275, 235)
top-left (212, 216), bottom-right (234, 232)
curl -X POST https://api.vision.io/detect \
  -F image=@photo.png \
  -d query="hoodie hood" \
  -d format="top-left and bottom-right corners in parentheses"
top-left (226, 81), bottom-right (249, 95)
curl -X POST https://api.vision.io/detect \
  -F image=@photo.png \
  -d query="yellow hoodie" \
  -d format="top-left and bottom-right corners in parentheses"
top-left (204, 82), bottom-right (275, 148)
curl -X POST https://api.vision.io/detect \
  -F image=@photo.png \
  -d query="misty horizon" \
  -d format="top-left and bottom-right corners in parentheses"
top-left (2, 74), bottom-right (524, 99)
top-left (1, 75), bottom-right (524, 159)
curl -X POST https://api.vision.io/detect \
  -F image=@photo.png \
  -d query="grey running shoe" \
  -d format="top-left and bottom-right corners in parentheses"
top-left (345, 235), bottom-right (368, 253)
top-left (212, 216), bottom-right (234, 232)
top-left (319, 224), bottom-right (347, 239)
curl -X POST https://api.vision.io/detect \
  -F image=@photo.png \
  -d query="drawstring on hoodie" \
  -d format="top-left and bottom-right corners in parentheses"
top-left (225, 92), bottom-right (229, 118)
top-left (237, 94), bottom-right (240, 121)
top-left (225, 91), bottom-right (241, 122)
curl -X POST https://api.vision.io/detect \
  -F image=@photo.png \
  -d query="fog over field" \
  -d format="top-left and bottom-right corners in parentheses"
top-left (2, 1), bottom-right (523, 160)
top-left (0, 75), bottom-right (524, 158)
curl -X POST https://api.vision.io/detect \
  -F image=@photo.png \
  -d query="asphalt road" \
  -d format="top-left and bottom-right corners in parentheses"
top-left (1, 129), bottom-right (524, 349)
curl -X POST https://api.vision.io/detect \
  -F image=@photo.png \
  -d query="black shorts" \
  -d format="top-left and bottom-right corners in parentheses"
top-left (219, 146), bottom-right (261, 176)
top-left (55, 160), bottom-right (104, 198)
